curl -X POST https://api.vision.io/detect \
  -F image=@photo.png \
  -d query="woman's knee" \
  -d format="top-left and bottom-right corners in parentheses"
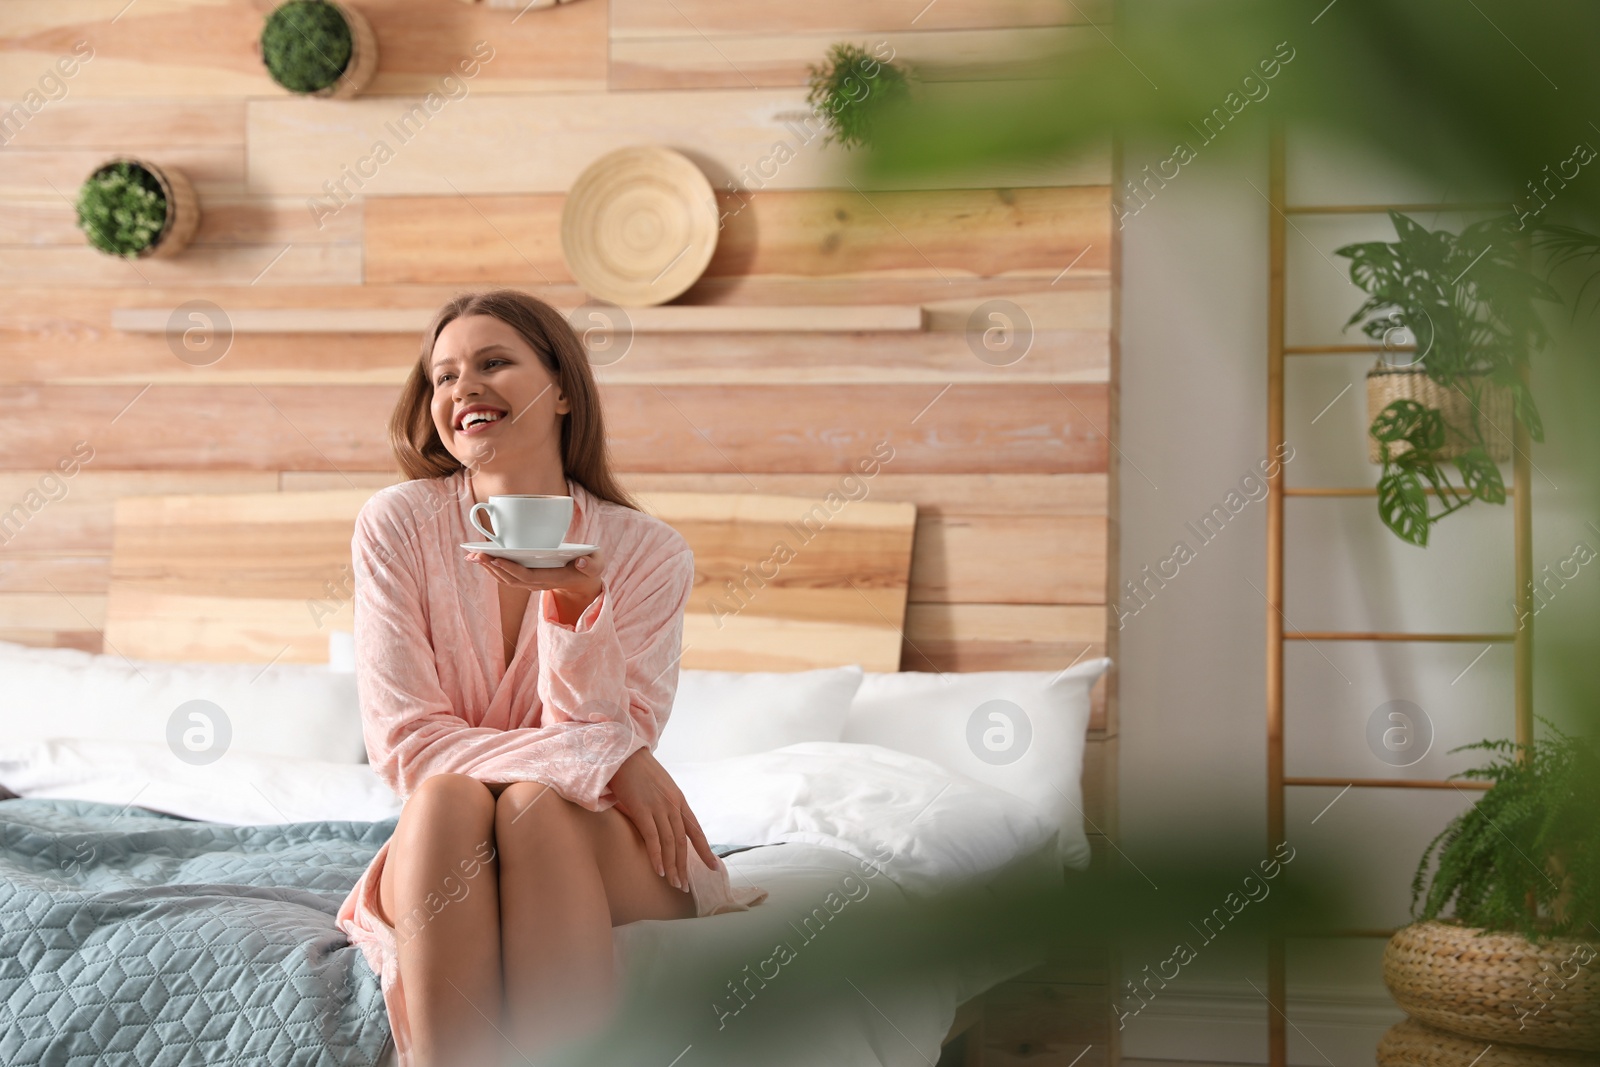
top-left (495, 781), bottom-right (565, 830)
top-left (399, 773), bottom-right (497, 840)
top-left (381, 775), bottom-right (497, 928)
top-left (495, 782), bottom-right (594, 853)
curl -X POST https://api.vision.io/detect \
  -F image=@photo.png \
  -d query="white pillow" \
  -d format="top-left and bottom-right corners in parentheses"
top-left (328, 629), bottom-right (356, 672)
top-left (653, 665), bottom-right (864, 764)
top-left (841, 658), bottom-right (1111, 870)
top-left (0, 640), bottom-right (365, 764)
top-left (0, 738), bottom-right (400, 824)
top-left (671, 741), bottom-right (1063, 896)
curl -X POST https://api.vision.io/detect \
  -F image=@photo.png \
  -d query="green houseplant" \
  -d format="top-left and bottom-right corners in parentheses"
top-left (260, 0), bottom-right (378, 98)
top-left (1381, 724), bottom-right (1600, 1052)
top-left (1335, 212), bottom-right (1558, 547)
top-left (805, 43), bottom-right (911, 150)
top-left (74, 158), bottom-right (200, 259)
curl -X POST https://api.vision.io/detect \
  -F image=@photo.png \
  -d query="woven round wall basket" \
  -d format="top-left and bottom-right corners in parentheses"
top-left (88, 157), bottom-right (201, 259)
top-left (559, 145), bottom-right (719, 307)
top-left (1383, 921), bottom-right (1600, 1051)
top-left (1366, 365), bottom-right (1514, 464)
top-left (1378, 1017), bottom-right (1596, 1067)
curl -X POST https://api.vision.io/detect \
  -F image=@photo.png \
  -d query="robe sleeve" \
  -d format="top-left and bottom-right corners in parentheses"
top-left (352, 494), bottom-right (692, 810)
top-left (533, 540), bottom-right (694, 805)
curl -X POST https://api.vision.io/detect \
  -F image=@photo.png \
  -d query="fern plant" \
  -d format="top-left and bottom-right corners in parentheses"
top-left (74, 161), bottom-right (168, 258)
top-left (805, 43), bottom-right (910, 150)
top-left (1335, 212), bottom-right (1558, 546)
top-left (262, 0), bottom-right (353, 94)
top-left (1411, 721), bottom-right (1599, 942)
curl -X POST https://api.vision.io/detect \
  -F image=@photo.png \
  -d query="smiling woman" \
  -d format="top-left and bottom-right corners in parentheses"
top-left (337, 289), bottom-right (767, 1067)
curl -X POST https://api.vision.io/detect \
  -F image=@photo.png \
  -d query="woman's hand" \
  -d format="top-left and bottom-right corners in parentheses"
top-left (466, 547), bottom-right (604, 626)
top-left (607, 747), bottom-right (719, 892)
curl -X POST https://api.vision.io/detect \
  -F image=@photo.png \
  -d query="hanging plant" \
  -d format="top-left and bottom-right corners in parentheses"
top-left (260, 0), bottom-right (378, 98)
top-left (805, 42), bottom-right (911, 151)
top-left (74, 158), bottom-right (200, 259)
top-left (1335, 211), bottom-right (1557, 547)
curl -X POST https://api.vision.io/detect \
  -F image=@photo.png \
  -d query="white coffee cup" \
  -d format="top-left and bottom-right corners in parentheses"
top-left (469, 495), bottom-right (573, 550)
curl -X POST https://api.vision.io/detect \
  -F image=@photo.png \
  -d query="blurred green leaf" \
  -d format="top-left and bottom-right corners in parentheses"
top-left (1377, 467), bottom-right (1430, 545)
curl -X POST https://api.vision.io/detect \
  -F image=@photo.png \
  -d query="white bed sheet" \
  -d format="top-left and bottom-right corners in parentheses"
top-left (372, 839), bottom-right (1056, 1067)
top-left (2, 738), bottom-right (1065, 1066)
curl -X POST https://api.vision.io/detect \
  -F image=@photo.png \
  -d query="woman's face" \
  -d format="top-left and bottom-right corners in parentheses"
top-left (428, 313), bottom-right (570, 472)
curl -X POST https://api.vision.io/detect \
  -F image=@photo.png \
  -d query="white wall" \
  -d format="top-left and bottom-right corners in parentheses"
top-left (1113, 122), bottom-right (1589, 1063)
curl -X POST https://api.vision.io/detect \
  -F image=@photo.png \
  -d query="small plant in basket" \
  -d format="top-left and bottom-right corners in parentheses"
top-left (805, 42), bottom-right (911, 150)
top-left (1381, 722), bottom-right (1600, 1053)
top-left (74, 158), bottom-right (200, 258)
top-left (261, 0), bottom-right (377, 97)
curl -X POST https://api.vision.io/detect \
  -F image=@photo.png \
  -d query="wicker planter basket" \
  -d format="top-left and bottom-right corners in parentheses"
top-left (259, 1), bottom-right (379, 99)
top-left (1366, 366), bottom-right (1514, 464)
top-left (316, 1), bottom-right (378, 99)
top-left (1378, 1017), bottom-right (1596, 1066)
top-left (85, 157), bottom-right (200, 259)
top-left (1383, 921), bottom-right (1600, 1051)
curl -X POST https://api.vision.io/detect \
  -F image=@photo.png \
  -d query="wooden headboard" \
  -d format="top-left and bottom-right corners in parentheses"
top-left (103, 487), bottom-right (915, 672)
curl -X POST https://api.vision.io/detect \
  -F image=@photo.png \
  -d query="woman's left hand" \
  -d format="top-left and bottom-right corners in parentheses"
top-left (466, 547), bottom-right (605, 626)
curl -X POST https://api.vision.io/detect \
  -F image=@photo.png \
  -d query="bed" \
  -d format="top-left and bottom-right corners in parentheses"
top-left (0, 486), bottom-right (1109, 1066)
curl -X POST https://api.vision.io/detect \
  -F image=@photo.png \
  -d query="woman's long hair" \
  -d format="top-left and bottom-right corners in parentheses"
top-left (389, 289), bottom-right (639, 511)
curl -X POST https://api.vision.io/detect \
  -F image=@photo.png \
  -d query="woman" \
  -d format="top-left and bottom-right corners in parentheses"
top-left (335, 289), bottom-right (767, 1067)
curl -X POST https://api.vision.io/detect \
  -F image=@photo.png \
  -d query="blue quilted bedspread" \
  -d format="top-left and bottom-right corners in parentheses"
top-left (0, 798), bottom-right (397, 1067)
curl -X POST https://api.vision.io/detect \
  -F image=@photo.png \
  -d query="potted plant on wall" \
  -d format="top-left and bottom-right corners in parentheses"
top-left (74, 158), bottom-right (200, 259)
top-left (260, 0), bottom-right (378, 98)
top-left (1377, 723), bottom-right (1599, 1063)
top-left (1335, 212), bottom-right (1558, 547)
top-left (805, 42), bottom-right (911, 150)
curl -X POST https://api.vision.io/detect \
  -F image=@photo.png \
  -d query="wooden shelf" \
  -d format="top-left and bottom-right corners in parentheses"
top-left (1284, 343), bottom-right (1412, 355)
top-left (1286, 776), bottom-right (1492, 791)
top-left (1285, 631), bottom-right (1515, 643)
top-left (111, 305), bottom-right (929, 335)
top-left (1286, 486), bottom-right (1517, 497)
top-left (1282, 202), bottom-right (1505, 216)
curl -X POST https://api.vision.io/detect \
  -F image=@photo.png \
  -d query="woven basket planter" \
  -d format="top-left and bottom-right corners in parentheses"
top-left (259, 1), bottom-right (379, 99)
top-left (1383, 921), bottom-right (1599, 1051)
top-left (1366, 366), bottom-right (1514, 464)
top-left (84, 158), bottom-right (200, 259)
top-left (1378, 1017), bottom-right (1595, 1066)
top-left (315, 2), bottom-right (378, 99)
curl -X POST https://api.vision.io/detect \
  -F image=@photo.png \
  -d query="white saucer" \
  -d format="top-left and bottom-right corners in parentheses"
top-left (460, 541), bottom-right (598, 568)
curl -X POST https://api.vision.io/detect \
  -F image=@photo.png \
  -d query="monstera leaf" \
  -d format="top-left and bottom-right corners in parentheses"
top-left (1455, 447), bottom-right (1506, 504)
top-left (1377, 468), bottom-right (1432, 547)
top-left (1371, 399), bottom-right (1445, 457)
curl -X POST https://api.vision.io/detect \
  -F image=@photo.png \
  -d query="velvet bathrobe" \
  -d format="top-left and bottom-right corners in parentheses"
top-left (334, 469), bottom-right (766, 1064)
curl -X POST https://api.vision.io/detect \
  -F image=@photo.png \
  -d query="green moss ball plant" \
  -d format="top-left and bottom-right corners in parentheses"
top-left (262, 0), bottom-right (355, 95)
top-left (75, 160), bottom-right (169, 258)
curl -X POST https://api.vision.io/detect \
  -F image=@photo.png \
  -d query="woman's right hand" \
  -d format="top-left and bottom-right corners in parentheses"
top-left (606, 746), bottom-right (719, 892)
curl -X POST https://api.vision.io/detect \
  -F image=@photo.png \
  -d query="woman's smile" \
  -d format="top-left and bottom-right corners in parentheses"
top-left (454, 404), bottom-right (509, 436)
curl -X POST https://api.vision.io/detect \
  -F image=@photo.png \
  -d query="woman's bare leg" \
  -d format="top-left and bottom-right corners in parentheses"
top-left (377, 773), bottom-right (502, 1067)
top-left (495, 783), bottom-right (694, 1056)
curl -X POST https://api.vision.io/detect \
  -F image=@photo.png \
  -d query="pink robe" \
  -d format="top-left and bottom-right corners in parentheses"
top-left (334, 469), bottom-right (767, 1064)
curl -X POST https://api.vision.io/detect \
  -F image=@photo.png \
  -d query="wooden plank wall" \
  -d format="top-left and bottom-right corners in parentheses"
top-left (0, 1), bottom-right (1119, 1063)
